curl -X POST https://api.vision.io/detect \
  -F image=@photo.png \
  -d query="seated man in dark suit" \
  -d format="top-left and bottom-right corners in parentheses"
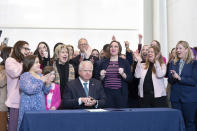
top-left (62, 61), bottom-right (106, 109)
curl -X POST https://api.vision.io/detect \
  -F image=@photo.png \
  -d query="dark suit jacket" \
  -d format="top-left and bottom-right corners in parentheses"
top-left (168, 60), bottom-right (197, 102)
top-left (62, 78), bottom-right (106, 109)
top-left (70, 54), bottom-right (98, 78)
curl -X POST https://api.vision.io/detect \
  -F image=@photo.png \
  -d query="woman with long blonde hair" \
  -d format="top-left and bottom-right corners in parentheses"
top-left (168, 40), bottom-right (197, 131)
top-left (134, 46), bottom-right (167, 108)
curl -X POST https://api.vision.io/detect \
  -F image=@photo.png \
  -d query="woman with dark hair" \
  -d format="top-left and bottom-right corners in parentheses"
top-left (17, 55), bottom-right (52, 131)
top-left (0, 47), bottom-right (12, 131)
top-left (5, 41), bottom-right (30, 131)
top-left (168, 41), bottom-right (197, 131)
top-left (91, 49), bottom-right (100, 59)
top-left (43, 66), bottom-right (61, 110)
top-left (34, 42), bottom-right (51, 70)
top-left (98, 41), bottom-right (132, 108)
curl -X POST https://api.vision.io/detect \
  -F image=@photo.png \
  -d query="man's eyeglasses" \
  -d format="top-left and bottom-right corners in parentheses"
top-left (79, 43), bottom-right (88, 46)
top-left (81, 70), bottom-right (93, 73)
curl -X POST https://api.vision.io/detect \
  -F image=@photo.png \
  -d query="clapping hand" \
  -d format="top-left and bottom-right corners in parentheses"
top-left (41, 73), bottom-right (52, 87)
top-left (170, 70), bottom-right (181, 80)
top-left (81, 97), bottom-right (96, 106)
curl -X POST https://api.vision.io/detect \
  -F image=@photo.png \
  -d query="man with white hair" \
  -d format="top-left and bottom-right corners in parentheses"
top-left (62, 61), bottom-right (106, 109)
top-left (70, 38), bottom-right (98, 78)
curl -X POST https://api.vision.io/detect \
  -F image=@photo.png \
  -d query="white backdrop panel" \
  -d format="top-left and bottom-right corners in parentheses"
top-left (0, 29), bottom-right (139, 55)
top-left (0, 0), bottom-right (139, 29)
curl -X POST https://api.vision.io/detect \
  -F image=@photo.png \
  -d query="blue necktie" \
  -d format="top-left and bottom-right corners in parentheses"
top-left (83, 82), bottom-right (88, 97)
top-left (179, 60), bottom-right (184, 75)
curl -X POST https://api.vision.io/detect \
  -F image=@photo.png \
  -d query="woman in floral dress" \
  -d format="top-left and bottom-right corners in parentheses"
top-left (17, 55), bottom-right (52, 131)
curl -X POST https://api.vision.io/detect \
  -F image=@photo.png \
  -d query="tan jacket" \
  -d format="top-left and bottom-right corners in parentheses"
top-left (0, 65), bottom-right (8, 111)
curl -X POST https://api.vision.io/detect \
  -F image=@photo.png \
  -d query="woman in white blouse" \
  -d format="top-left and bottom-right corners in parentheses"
top-left (134, 46), bottom-right (167, 108)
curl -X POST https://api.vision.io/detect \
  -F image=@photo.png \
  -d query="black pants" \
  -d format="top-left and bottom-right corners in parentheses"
top-left (139, 93), bottom-right (168, 108)
top-left (104, 88), bottom-right (125, 108)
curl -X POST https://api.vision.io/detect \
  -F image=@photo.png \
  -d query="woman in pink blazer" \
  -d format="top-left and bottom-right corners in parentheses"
top-left (5, 41), bottom-right (30, 131)
top-left (43, 66), bottom-right (61, 110)
top-left (134, 46), bottom-right (167, 108)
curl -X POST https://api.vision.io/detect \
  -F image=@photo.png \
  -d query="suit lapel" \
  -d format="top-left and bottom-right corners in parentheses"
top-left (175, 60), bottom-right (180, 74)
top-left (180, 62), bottom-right (187, 76)
top-left (76, 78), bottom-right (87, 97)
top-left (88, 79), bottom-right (95, 97)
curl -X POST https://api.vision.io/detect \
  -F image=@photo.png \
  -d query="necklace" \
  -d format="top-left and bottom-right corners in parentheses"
top-left (29, 71), bottom-right (41, 79)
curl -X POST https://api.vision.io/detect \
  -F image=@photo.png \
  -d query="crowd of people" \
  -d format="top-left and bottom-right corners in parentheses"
top-left (0, 35), bottom-right (197, 131)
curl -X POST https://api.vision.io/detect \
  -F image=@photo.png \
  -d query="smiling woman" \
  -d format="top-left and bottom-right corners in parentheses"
top-left (134, 45), bottom-right (167, 108)
top-left (5, 40), bottom-right (29, 131)
top-left (168, 40), bottom-right (197, 131)
top-left (97, 40), bottom-right (132, 108)
top-left (52, 44), bottom-right (75, 99)
top-left (17, 55), bottom-right (52, 131)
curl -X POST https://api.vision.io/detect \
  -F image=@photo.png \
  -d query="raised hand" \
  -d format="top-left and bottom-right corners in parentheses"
top-left (124, 41), bottom-right (130, 49)
top-left (84, 45), bottom-right (92, 59)
top-left (112, 35), bottom-right (116, 41)
top-left (138, 34), bottom-right (143, 44)
top-left (133, 51), bottom-right (142, 62)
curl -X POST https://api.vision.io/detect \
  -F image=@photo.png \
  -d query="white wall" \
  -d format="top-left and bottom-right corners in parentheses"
top-left (0, 0), bottom-right (144, 55)
top-left (143, 0), bottom-right (153, 45)
top-left (167, 0), bottom-right (197, 51)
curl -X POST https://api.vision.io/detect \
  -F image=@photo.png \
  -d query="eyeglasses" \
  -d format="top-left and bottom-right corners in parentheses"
top-left (79, 43), bottom-right (88, 46)
top-left (81, 70), bottom-right (93, 73)
top-left (22, 47), bottom-right (31, 51)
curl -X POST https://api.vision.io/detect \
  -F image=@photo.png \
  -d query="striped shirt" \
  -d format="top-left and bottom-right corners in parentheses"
top-left (104, 61), bottom-right (122, 89)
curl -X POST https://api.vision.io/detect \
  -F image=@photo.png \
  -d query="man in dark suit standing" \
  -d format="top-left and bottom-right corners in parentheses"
top-left (70, 38), bottom-right (98, 78)
top-left (62, 61), bottom-right (106, 109)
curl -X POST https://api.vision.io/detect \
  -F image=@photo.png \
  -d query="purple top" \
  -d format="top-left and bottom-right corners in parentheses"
top-left (104, 61), bottom-right (121, 89)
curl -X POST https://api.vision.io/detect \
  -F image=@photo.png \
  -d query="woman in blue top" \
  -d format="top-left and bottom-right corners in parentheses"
top-left (17, 55), bottom-right (52, 131)
top-left (168, 41), bottom-right (197, 131)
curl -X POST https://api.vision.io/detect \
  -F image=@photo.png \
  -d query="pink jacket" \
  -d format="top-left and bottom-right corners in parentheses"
top-left (45, 83), bottom-right (61, 110)
top-left (5, 57), bottom-right (23, 108)
top-left (135, 60), bottom-right (167, 98)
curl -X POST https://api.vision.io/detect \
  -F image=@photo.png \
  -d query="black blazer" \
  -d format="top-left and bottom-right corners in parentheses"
top-left (62, 78), bottom-right (106, 109)
top-left (70, 54), bottom-right (98, 78)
